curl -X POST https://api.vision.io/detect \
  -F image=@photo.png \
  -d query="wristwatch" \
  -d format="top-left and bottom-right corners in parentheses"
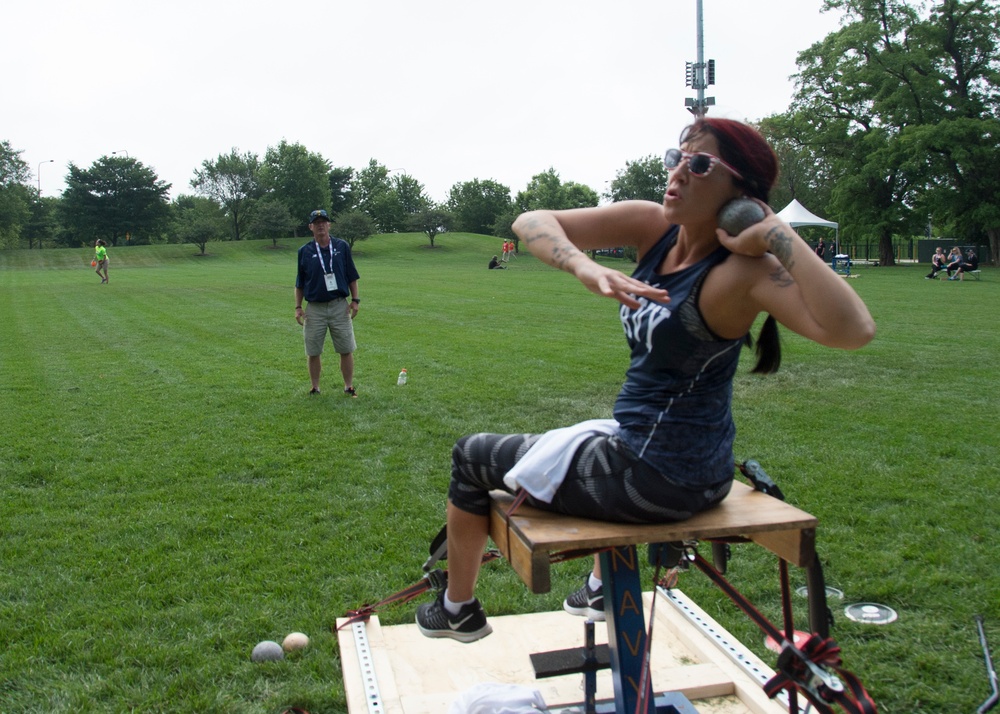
top-left (351, 298), bottom-right (360, 303)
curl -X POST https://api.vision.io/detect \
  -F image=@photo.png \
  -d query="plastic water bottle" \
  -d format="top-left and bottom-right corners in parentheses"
top-left (397, 368), bottom-right (408, 386)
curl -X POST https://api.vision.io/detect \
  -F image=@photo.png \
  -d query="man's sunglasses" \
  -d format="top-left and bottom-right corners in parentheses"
top-left (664, 148), bottom-right (743, 180)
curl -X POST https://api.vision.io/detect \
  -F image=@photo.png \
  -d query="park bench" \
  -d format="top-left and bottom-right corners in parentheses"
top-left (941, 269), bottom-right (981, 281)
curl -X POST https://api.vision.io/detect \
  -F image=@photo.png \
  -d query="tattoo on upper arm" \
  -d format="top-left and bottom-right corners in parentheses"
top-left (766, 226), bottom-right (795, 270)
top-left (519, 216), bottom-right (543, 244)
top-left (769, 264), bottom-right (794, 288)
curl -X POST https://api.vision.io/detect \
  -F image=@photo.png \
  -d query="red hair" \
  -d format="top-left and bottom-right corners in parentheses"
top-left (680, 118), bottom-right (778, 203)
top-left (681, 118), bottom-right (782, 373)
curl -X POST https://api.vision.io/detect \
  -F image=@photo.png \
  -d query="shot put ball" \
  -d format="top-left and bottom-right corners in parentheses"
top-left (718, 198), bottom-right (766, 236)
top-left (282, 632), bottom-right (310, 652)
top-left (251, 640), bottom-right (285, 662)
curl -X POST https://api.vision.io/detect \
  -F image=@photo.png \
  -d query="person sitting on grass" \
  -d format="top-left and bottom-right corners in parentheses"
top-left (414, 117), bottom-right (876, 643)
top-left (488, 255), bottom-right (506, 270)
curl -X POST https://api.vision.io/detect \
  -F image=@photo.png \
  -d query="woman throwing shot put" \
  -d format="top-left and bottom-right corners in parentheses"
top-left (416, 117), bottom-right (875, 643)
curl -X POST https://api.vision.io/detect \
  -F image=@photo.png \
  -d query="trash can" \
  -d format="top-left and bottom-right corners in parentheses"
top-left (832, 254), bottom-right (851, 275)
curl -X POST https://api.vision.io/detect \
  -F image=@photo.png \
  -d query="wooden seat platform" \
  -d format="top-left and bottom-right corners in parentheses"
top-left (489, 480), bottom-right (817, 594)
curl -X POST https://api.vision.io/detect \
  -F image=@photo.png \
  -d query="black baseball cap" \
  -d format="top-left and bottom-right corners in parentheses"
top-left (308, 209), bottom-right (330, 223)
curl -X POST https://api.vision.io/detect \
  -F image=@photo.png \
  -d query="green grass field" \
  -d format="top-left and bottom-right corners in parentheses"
top-left (1, 235), bottom-right (997, 713)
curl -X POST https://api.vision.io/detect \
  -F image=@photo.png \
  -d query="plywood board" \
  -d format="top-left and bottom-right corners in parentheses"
top-left (337, 589), bottom-right (788, 714)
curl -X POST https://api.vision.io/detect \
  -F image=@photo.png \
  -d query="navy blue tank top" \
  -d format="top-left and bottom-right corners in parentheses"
top-left (613, 226), bottom-right (744, 487)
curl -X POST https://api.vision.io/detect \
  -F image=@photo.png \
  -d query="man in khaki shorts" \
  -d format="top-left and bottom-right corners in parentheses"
top-left (294, 210), bottom-right (361, 397)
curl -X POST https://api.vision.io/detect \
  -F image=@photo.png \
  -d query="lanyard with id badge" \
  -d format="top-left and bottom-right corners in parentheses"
top-left (315, 241), bottom-right (339, 292)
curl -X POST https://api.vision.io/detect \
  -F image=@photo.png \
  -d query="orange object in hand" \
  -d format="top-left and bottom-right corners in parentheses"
top-left (91, 260), bottom-right (97, 267)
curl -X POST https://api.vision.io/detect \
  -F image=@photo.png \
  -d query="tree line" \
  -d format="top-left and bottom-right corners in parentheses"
top-left (0, 138), bottom-right (612, 255)
top-left (2, 0), bottom-right (997, 263)
top-left (761, 0), bottom-right (998, 265)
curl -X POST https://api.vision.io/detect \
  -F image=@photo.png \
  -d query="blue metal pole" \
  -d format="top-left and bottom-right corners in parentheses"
top-left (599, 547), bottom-right (654, 713)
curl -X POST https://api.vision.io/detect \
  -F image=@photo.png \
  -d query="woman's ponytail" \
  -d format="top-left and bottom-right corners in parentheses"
top-left (747, 314), bottom-right (781, 374)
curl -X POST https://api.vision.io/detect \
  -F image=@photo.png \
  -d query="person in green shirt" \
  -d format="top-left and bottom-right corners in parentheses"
top-left (94, 240), bottom-right (109, 283)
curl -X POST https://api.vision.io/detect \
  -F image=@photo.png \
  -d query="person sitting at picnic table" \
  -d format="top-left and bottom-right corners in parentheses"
top-left (949, 248), bottom-right (978, 281)
top-left (944, 247), bottom-right (963, 278)
top-left (925, 247), bottom-right (947, 279)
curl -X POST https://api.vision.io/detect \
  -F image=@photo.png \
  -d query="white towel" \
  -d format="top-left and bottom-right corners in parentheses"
top-left (503, 419), bottom-right (619, 503)
top-left (449, 682), bottom-right (546, 714)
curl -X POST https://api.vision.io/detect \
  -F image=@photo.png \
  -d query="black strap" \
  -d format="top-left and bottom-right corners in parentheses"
top-left (336, 572), bottom-right (440, 630)
top-left (337, 552), bottom-right (502, 631)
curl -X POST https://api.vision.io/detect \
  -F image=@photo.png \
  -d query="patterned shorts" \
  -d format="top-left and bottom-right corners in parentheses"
top-left (448, 432), bottom-right (732, 524)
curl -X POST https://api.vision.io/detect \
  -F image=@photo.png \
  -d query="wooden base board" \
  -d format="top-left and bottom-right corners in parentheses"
top-left (337, 589), bottom-right (788, 714)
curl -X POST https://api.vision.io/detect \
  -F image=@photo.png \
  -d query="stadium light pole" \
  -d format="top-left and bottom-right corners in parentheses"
top-left (37, 159), bottom-right (54, 196)
top-left (684, 0), bottom-right (716, 117)
top-left (112, 150), bottom-right (130, 158)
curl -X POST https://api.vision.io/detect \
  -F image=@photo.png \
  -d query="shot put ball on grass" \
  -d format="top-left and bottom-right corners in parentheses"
top-left (717, 198), bottom-right (765, 236)
top-left (251, 640), bottom-right (284, 662)
top-left (282, 632), bottom-right (310, 652)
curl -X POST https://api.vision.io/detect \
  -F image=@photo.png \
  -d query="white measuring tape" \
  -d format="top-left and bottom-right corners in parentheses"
top-left (351, 620), bottom-right (385, 714)
top-left (659, 587), bottom-right (791, 709)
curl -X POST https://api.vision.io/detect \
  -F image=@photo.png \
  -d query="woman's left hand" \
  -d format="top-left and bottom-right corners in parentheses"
top-left (574, 261), bottom-right (670, 308)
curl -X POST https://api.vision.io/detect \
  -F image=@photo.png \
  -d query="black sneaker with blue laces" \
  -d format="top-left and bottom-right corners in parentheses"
top-left (416, 590), bottom-right (493, 643)
top-left (563, 576), bottom-right (605, 621)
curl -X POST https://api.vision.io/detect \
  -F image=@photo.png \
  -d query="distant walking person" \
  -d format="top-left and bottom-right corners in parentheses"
top-left (815, 238), bottom-right (825, 259)
top-left (294, 210), bottom-right (361, 397)
top-left (501, 240), bottom-right (510, 262)
top-left (94, 240), bottom-right (109, 283)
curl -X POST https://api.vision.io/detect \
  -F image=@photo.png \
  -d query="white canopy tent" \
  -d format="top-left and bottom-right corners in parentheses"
top-left (776, 199), bottom-right (839, 253)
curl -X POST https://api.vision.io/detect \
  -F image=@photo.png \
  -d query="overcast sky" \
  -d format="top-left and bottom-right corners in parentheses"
top-left (7, 0), bottom-right (843, 206)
